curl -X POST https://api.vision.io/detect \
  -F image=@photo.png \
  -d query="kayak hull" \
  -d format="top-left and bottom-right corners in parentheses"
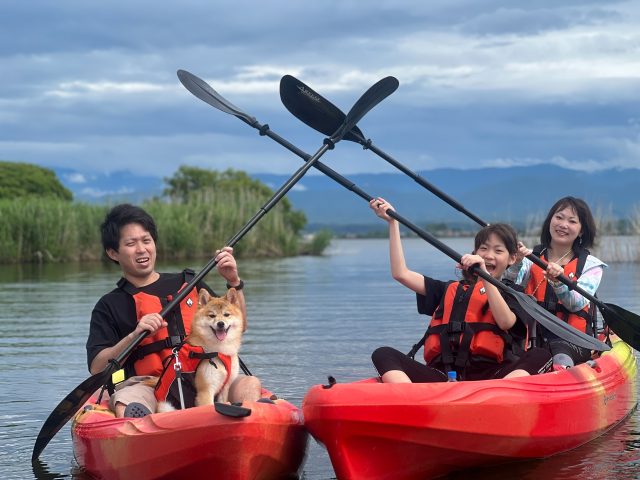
top-left (72, 390), bottom-right (308, 480)
top-left (303, 341), bottom-right (637, 480)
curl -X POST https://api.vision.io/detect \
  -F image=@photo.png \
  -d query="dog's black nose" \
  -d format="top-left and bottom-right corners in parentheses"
top-left (216, 321), bottom-right (225, 329)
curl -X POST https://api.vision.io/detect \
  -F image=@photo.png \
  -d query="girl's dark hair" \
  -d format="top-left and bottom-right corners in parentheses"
top-left (474, 223), bottom-right (518, 255)
top-left (539, 196), bottom-right (596, 250)
top-left (100, 204), bottom-right (158, 262)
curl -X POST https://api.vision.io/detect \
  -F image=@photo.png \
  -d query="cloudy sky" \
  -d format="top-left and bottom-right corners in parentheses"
top-left (2, 0), bottom-right (639, 192)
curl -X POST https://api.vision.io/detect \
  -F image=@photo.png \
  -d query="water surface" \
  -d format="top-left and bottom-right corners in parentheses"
top-left (1, 238), bottom-right (638, 479)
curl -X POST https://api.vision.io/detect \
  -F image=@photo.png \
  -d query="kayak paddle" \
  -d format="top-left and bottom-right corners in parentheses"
top-left (32, 71), bottom-right (397, 462)
top-left (175, 73), bottom-right (609, 353)
top-left (279, 74), bottom-right (640, 351)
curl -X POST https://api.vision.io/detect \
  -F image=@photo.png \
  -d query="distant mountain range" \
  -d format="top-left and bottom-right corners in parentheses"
top-left (56, 165), bottom-right (640, 232)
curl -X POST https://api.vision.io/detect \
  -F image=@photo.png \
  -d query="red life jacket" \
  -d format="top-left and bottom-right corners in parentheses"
top-left (424, 280), bottom-right (511, 369)
top-left (119, 270), bottom-right (200, 377)
top-left (154, 343), bottom-right (233, 410)
top-left (525, 246), bottom-right (593, 334)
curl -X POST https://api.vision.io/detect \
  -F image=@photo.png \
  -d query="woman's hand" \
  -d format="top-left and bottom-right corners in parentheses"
top-left (369, 197), bottom-right (395, 222)
top-left (545, 261), bottom-right (564, 281)
top-left (515, 241), bottom-right (532, 263)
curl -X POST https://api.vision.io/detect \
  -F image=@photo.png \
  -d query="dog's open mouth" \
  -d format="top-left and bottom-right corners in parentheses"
top-left (210, 325), bottom-right (231, 341)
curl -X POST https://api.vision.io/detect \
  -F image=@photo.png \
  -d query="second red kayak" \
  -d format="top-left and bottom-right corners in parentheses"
top-left (303, 340), bottom-right (637, 480)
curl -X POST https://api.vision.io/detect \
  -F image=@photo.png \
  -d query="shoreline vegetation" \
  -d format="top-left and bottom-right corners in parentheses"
top-left (0, 163), bottom-right (332, 264)
top-left (0, 196), bottom-right (331, 264)
top-left (1, 161), bottom-right (638, 263)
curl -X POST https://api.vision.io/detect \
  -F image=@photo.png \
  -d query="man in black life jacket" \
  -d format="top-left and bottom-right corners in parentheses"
top-left (86, 204), bottom-right (260, 417)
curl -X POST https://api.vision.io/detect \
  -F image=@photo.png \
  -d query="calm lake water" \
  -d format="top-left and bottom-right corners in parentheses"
top-left (1, 238), bottom-right (639, 479)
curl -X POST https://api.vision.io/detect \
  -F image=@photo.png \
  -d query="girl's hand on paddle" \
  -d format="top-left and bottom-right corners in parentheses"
top-left (369, 197), bottom-right (394, 222)
top-left (515, 241), bottom-right (532, 263)
top-left (136, 313), bottom-right (167, 335)
top-left (459, 254), bottom-right (486, 275)
top-left (215, 247), bottom-right (240, 285)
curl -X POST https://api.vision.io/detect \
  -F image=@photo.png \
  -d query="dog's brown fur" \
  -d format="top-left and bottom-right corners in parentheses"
top-left (156, 288), bottom-right (245, 411)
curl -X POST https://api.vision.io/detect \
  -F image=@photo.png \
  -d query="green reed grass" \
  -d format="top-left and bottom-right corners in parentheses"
top-left (0, 189), bottom-right (307, 264)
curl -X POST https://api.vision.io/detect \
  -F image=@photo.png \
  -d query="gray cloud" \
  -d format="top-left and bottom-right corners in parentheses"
top-left (1, 0), bottom-right (639, 179)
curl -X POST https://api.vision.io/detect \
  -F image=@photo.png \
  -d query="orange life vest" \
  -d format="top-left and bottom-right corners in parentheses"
top-left (119, 270), bottom-right (200, 377)
top-left (154, 343), bottom-right (233, 410)
top-left (424, 280), bottom-right (510, 369)
top-left (525, 247), bottom-right (593, 334)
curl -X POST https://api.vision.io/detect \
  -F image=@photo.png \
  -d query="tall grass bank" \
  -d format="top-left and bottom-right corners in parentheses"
top-left (0, 193), bottom-right (328, 264)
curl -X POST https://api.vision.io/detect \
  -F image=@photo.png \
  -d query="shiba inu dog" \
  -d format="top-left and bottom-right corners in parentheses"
top-left (156, 288), bottom-right (245, 411)
top-left (190, 288), bottom-right (244, 405)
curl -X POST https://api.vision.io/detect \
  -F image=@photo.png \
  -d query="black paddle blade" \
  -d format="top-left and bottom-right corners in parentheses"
top-left (214, 402), bottom-right (252, 418)
top-left (333, 76), bottom-right (399, 142)
top-left (509, 288), bottom-right (610, 351)
top-left (600, 302), bottom-right (640, 350)
top-left (177, 69), bottom-right (256, 125)
top-left (32, 369), bottom-right (110, 461)
top-left (279, 75), bottom-right (364, 143)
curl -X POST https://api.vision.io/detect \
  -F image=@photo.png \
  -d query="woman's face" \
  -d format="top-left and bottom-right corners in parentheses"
top-left (549, 206), bottom-right (582, 249)
top-left (475, 233), bottom-right (516, 278)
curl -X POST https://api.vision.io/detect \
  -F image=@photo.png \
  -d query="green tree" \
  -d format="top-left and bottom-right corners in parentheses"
top-left (163, 165), bottom-right (306, 234)
top-left (164, 166), bottom-right (273, 202)
top-left (0, 161), bottom-right (72, 201)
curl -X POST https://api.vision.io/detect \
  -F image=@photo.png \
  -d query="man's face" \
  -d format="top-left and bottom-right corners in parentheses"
top-left (106, 223), bottom-right (157, 282)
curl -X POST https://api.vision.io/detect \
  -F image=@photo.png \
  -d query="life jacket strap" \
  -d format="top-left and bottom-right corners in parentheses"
top-left (427, 322), bottom-right (511, 370)
top-left (129, 335), bottom-right (184, 361)
top-left (188, 350), bottom-right (222, 366)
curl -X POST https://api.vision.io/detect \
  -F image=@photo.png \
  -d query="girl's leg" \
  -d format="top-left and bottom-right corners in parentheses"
top-left (372, 346), bottom-right (447, 383)
top-left (496, 347), bottom-right (553, 379)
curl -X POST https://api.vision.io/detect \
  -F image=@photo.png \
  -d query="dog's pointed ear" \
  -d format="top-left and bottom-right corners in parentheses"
top-left (198, 289), bottom-right (211, 307)
top-left (226, 288), bottom-right (247, 331)
top-left (225, 287), bottom-right (239, 306)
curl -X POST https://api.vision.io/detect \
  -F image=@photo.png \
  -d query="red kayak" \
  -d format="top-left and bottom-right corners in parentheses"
top-left (72, 389), bottom-right (308, 480)
top-left (303, 340), bottom-right (637, 480)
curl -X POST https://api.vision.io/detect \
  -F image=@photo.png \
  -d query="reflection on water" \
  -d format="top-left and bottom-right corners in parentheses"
top-left (447, 409), bottom-right (640, 480)
top-left (1, 238), bottom-right (638, 479)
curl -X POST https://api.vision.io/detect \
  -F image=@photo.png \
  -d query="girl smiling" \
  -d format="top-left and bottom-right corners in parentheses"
top-left (369, 198), bottom-right (551, 383)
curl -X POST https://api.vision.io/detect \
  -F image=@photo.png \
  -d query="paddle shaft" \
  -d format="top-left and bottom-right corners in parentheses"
top-left (347, 136), bottom-right (624, 325)
top-left (32, 72), bottom-right (398, 461)
top-left (31, 141), bottom-right (330, 463)
top-left (219, 120), bottom-right (530, 291)
top-left (189, 76), bottom-right (635, 349)
top-left (358, 136), bottom-right (602, 299)
top-left (175, 71), bottom-right (609, 350)
top-left (31, 140), bottom-right (335, 463)
top-left (278, 75), bottom-right (607, 307)
top-left (112, 140), bottom-right (333, 368)
top-left (357, 134), bottom-right (487, 226)
top-left (214, 111), bottom-right (611, 346)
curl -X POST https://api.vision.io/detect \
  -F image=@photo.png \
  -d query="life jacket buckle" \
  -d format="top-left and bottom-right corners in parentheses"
top-left (447, 320), bottom-right (465, 334)
top-left (165, 336), bottom-right (183, 348)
